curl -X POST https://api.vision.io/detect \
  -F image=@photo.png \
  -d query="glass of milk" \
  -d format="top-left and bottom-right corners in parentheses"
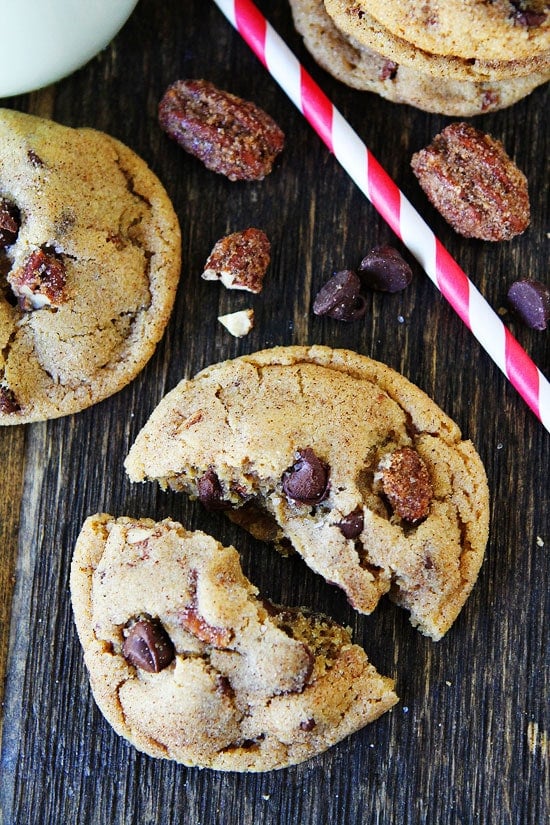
top-left (0, 0), bottom-right (139, 97)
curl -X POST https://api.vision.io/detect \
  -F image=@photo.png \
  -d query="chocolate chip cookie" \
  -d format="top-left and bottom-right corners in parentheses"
top-left (125, 346), bottom-right (490, 640)
top-left (0, 109), bottom-right (181, 424)
top-left (70, 514), bottom-right (398, 771)
top-left (325, 0), bottom-right (550, 82)
top-left (290, 0), bottom-right (550, 114)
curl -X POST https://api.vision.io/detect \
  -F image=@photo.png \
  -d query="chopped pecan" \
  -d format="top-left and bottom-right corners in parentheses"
top-left (178, 570), bottom-right (233, 648)
top-left (377, 446), bottom-right (433, 523)
top-left (8, 248), bottom-right (67, 311)
top-left (0, 199), bottom-right (20, 249)
top-left (0, 385), bottom-right (21, 414)
top-left (411, 122), bottom-right (530, 241)
top-left (202, 228), bottom-right (270, 293)
top-left (218, 308), bottom-right (255, 337)
top-left (158, 79), bottom-right (285, 181)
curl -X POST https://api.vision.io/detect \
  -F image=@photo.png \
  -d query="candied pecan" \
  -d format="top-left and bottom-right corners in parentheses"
top-left (0, 385), bottom-right (21, 414)
top-left (8, 248), bottom-right (67, 310)
top-left (411, 122), bottom-right (530, 241)
top-left (202, 228), bottom-right (270, 293)
top-left (178, 570), bottom-right (233, 648)
top-left (0, 199), bottom-right (20, 249)
top-left (158, 79), bottom-right (285, 181)
top-left (377, 446), bottom-right (433, 523)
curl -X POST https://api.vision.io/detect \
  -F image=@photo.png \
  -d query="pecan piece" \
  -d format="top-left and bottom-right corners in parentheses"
top-left (178, 570), bottom-right (233, 648)
top-left (376, 446), bottom-right (433, 523)
top-left (202, 228), bottom-right (270, 293)
top-left (8, 248), bottom-right (67, 310)
top-left (158, 79), bottom-right (285, 181)
top-left (411, 122), bottom-right (530, 241)
top-left (0, 385), bottom-right (21, 414)
top-left (0, 199), bottom-right (20, 249)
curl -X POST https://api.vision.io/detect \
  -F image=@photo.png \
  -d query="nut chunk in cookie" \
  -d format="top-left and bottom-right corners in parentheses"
top-left (70, 514), bottom-right (397, 771)
top-left (125, 346), bottom-right (490, 640)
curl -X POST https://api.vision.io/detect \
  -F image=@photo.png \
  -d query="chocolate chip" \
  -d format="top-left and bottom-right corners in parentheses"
top-left (509, 2), bottom-right (546, 26)
top-left (313, 270), bottom-right (367, 321)
top-left (0, 199), bottom-right (20, 249)
top-left (359, 245), bottom-right (413, 293)
top-left (197, 467), bottom-right (230, 510)
top-left (299, 718), bottom-right (316, 732)
top-left (379, 60), bottom-right (398, 81)
top-left (282, 448), bottom-right (329, 505)
top-left (122, 618), bottom-right (175, 673)
top-left (507, 279), bottom-right (550, 330)
top-left (336, 509), bottom-right (364, 539)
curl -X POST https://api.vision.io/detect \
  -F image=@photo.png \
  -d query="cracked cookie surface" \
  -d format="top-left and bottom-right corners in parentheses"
top-left (70, 514), bottom-right (397, 771)
top-left (290, 0), bottom-right (550, 114)
top-left (125, 346), bottom-right (490, 640)
top-left (0, 109), bottom-right (181, 424)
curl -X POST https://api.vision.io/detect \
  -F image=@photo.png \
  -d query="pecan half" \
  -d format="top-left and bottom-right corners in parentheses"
top-left (8, 248), bottom-right (67, 310)
top-left (411, 122), bottom-right (530, 241)
top-left (202, 228), bottom-right (270, 293)
top-left (158, 79), bottom-right (285, 181)
top-left (377, 446), bottom-right (433, 523)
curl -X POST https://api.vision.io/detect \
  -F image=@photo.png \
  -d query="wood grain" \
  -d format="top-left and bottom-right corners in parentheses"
top-left (0, 2), bottom-right (548, 824)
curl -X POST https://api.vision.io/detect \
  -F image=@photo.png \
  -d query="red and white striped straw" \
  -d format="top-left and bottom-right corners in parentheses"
top-left (213, 0), bottom-right (550, 432)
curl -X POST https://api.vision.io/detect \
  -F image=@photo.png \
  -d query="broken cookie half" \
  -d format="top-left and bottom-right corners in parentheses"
top-left (70, 514), bottom-right (397, 771)
top-left (125, 346), bottom-right (490, 641)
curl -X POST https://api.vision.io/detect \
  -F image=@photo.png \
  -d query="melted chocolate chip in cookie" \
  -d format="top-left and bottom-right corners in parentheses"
top-left (282, 448), bottom-right (329, 505)
top-left (122, 617), bottom-right (175, 673)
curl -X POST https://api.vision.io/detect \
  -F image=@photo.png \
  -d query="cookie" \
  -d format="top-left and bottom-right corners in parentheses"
top-left (324, 0), bottom-right (550, 82)
top-left (290, 0), bottom-right (550, 115)
top-left (125, 346), bottom-right (490, 640)
top-left (0, 109), bottom-right (181, 424)
top-left (344, 0), bottom-right (550, 65)
top-left (70, 514), bottom-right (398, 771)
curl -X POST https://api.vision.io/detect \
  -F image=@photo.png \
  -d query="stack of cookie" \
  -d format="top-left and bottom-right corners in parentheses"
top-left (290, 0), bottom-right (550, 116)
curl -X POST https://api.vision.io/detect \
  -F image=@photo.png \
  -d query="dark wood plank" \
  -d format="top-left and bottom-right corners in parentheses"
top-left (0, 1), bottom-right (548, 824)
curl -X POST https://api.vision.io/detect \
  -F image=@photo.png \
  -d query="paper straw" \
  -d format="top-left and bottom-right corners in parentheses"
top-left (212, 0), bottom-right (550, 432)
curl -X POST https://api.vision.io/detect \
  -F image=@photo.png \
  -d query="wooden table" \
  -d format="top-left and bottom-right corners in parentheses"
top-left (1, 2), bottom-right (548, 823)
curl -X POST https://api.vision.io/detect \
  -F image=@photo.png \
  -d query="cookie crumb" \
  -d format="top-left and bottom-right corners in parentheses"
top-left (536, 536), bottom-right (544, 548)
